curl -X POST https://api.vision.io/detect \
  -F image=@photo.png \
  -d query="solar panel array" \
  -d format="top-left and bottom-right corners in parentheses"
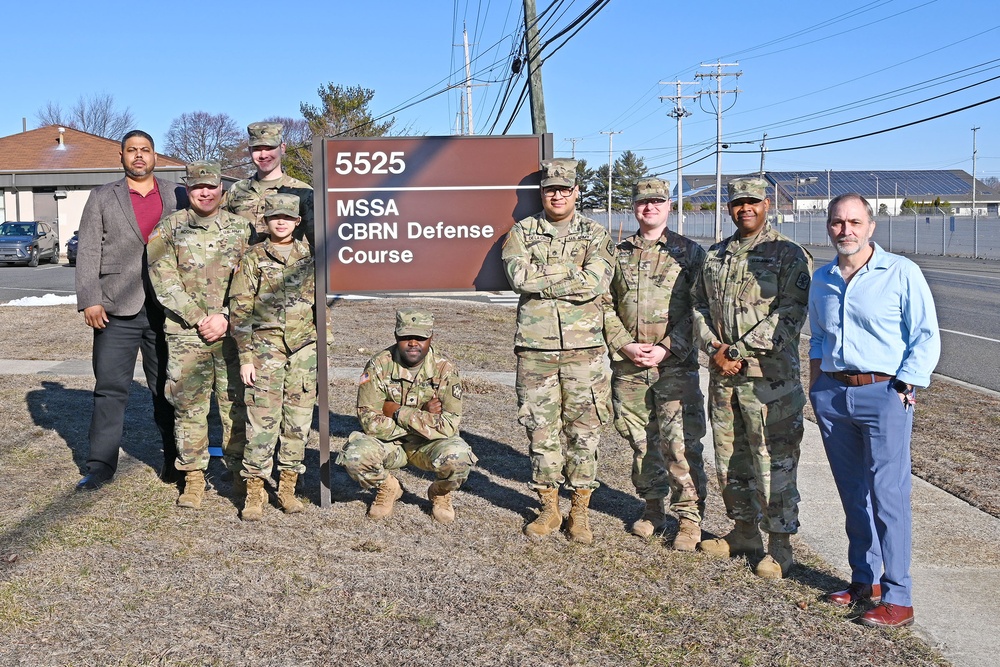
top-left (677, 170), bottom-right (994, 205)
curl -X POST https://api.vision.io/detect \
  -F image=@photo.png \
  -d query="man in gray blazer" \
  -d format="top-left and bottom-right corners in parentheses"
top-left (75, 130), bottom-right (188, 490)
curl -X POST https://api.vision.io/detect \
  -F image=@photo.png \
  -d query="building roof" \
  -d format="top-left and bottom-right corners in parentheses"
top-left (0, 125), bottom-right (184, 172)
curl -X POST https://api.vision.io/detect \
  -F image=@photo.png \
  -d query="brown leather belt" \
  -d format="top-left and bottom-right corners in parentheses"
top-left (827, 371), bottom-right (893, 387)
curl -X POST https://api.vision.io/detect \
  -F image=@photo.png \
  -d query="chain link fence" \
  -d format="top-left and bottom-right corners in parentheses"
top-left (581, 209), bottom-right (1000, 259)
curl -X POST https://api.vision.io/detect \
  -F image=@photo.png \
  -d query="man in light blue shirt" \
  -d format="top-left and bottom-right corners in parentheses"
top-left (808, 193), bottom-right (940, 629)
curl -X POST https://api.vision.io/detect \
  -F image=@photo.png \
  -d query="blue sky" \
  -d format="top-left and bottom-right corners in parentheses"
top-left (6, 0), bottom-right (999, 180)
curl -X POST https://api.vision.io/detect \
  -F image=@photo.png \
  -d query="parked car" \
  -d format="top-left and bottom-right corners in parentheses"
top-left (66, 230), bottom-right (79, 266)
top-left (0, 221), bottom-right (60, 266)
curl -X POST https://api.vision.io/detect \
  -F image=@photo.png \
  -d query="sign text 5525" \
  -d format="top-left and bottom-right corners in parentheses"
top-left (334, 151), bottom-right (406, 175)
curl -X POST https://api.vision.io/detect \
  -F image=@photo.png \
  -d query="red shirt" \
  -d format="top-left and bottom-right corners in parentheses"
top-left (129, 179), bottom-right (163, 243)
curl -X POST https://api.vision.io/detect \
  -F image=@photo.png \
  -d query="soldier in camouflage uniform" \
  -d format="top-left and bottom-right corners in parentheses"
top-left (501, 158), bottom-right (614, 545)
top-left (691, 177), bottom-right (812, 579)
top-left (603, 178), bottom-right (708, 551)
top-left (147, 161), bottom-right (255, 509)
top-left (337, 309), bottom-right (477, 524)
top-left (222, 122), bottom-right (314, 246)
top-left (229, 193), bottom-right (317, 521)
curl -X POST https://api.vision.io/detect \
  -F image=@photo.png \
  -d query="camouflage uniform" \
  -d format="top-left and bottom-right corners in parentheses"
top-left (222, 122), bottom-right (314, 245)
top-left (603, 228), bottom-right (708, 522)
top-left (229, 213), bottom-right (316, 480)
top-left (692, 217), bottom-right (812, 534)
top-left (502, 203), bottom-right (615, 491)
top-left (147, 176), bottom-right (254, 474)
top-left (338, 344), bottom-right (476, 491)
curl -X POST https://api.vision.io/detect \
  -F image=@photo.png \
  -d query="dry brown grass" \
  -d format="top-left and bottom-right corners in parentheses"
top-left (0, 302), bottom-right (957, 666)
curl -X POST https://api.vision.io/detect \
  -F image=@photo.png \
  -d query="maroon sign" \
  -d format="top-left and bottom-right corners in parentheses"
top-left (320, 135), bottom-right (544, 292)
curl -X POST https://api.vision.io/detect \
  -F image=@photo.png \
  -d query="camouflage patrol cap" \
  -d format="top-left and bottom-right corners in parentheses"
top-left (184, 160), bottom-right (222, 187)
top-left (263, 193), bottom-right (300, 218)
top-left (395, 308), bottom-right (434, 338)
top-left (540, 158), bottom-right (578, 188)
top-left (633, 177), bottom-right (671, 204)
top-left (248, 122), bottom-right (283, 148)
top-left (727, 177), bottom-right (768, 202)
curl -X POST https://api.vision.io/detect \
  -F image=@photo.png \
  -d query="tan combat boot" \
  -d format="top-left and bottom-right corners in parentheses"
top-left (698, 520), bottom-right (764, 557)
top-left (368, 475), bottom-right (402, 519)
top-left (242, 477), bottom-right (267, 521)
top-left (755, 532), bottom-right (793, 579)
top-left (631, 498), bottom-right (666, 539)
top-left (524, 487), bottom-right (562, 537)
top-left (176, 470), bottom-right (205, 509)
top-left (277, 470), bottom-right (304, 514)
top-left (672, 518), bottom-right (702, 551)
top-left (565, 489), bottom-right (594, 545)
top-left (427, 481), bottom-right (456, 524)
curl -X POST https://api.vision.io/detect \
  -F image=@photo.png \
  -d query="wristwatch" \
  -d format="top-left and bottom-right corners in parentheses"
top-left (725, 346), bottom-right (742, 361)
top-left (891, 379), bottom-right (913, 395)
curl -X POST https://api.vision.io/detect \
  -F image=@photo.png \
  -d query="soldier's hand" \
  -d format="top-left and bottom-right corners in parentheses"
top-left (423, 397), bottom-right (442, 414)
top-left (197, 313), bottom-right (229, 343)
top-left (382, 400), bottom-right (402, 418)
top-left (644, 344), bottom-right (668, 367)
top-left (622, 342), bottom-right (645, 365)
top-left (711, 342), bottom-right (743, 376)
top-left (240, 363), bottom-right (256, 387)
top-left (83, 304), bottom-right (109, 330)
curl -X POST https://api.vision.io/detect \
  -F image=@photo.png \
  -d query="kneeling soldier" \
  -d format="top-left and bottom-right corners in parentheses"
top-left (338, 308), bottom-right (477, 523)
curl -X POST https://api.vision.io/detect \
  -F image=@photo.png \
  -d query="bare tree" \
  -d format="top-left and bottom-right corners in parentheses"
top-left (35, 93), bottom-right (135, 140)
top-left (164, 111), bottom-right (245, 172)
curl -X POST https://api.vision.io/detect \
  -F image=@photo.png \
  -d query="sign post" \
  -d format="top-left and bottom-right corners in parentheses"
top-left (313, 134), bottom-right (550, 507)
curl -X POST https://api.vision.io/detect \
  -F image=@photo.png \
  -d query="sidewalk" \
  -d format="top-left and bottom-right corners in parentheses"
top-left (5, 358), bottom-right (997, 667)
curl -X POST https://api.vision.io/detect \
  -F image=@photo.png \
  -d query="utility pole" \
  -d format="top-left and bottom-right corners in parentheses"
top-left (601, 130), bottom-right (622, 230)
top-left (972, 126), bottom-right (980, 258)
top-left (696, 61), bottom-right (741, 241)
top-left (660, 80), bottom-right (699, 235)
top-left (463, 24), bottom-right (475, 134)
top-left (523, 0), bottom-right (547, 134)
top-left (758, 133), bottom-right (767, 178)
top-left (565, 137), bottom-right (582, 158)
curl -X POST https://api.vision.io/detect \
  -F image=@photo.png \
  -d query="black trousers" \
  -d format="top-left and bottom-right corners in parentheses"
top-left (86, 296), bottom-right (176, 476)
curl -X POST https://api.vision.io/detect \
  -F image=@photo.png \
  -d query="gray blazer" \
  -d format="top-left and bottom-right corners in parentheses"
top-left (76, 176), bottom-right (187, 316)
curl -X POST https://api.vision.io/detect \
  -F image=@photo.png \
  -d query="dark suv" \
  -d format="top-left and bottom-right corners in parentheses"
top-left (0, 221), bottom-right (60, 266)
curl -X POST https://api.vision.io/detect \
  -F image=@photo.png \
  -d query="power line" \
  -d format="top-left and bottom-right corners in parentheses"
top-left (725, 94), bottom-right (1000, 154)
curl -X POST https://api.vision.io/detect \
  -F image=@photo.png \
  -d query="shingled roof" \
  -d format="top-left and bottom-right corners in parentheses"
top-left (0, 125), bottom-right (184, 172)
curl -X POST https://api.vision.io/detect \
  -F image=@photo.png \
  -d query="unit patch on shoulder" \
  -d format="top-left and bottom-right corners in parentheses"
top-left (452, 383), bottom-right (463, 400)
top-left (358, 372), bottom-right (370, 385)
top-left (795, 272), bottom-right (810, 290)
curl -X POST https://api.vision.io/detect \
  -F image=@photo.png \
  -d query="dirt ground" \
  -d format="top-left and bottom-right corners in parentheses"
top-left (0, 299), bottom-right (973, 666)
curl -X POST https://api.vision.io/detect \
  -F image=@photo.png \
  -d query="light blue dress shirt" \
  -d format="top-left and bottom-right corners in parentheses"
top-left (808, 243), bottom-right (940, 387)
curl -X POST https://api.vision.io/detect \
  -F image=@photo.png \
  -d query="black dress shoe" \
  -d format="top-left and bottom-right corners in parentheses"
top-left (76, 471), bottom-right (113, 491)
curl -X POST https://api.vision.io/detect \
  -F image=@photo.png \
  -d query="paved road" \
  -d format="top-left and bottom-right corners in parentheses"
top-left (0, 262), bottom-right (75, 304)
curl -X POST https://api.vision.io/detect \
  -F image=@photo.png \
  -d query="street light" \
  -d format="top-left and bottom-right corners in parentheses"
top-left (869, 173), bottom-right (880, 217)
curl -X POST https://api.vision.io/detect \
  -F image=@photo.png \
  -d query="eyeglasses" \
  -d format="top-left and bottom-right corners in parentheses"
top-left (636, 198), bottom-right (668, 207)
top-left (542, 186), bottom-right (576, 199)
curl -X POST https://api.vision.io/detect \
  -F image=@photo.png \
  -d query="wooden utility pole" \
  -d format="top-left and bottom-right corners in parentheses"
top-left (601, 130), bottom-right (622, 231)
top-left (696, 62), bottom-right (741, 241)
top-left (523, 0), bottom-right (547, 133)
top-left (660, 81), bottom-right (699, 235)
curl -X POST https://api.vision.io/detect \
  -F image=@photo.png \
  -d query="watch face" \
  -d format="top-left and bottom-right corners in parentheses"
top-left (726, 347), bottom-right (740, 360)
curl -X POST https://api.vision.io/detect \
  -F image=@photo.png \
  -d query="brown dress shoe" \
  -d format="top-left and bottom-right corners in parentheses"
top-left (826, 582), bottom-right (882, 606)
top-left (858, 602), bottom-right (914, 628)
